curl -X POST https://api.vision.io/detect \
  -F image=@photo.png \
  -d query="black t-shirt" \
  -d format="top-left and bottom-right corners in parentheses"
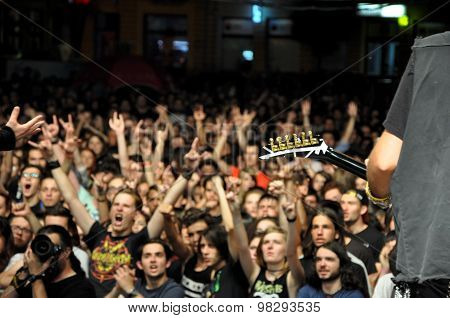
top-left (353, 226), bottom-right (385, 261)
top-left (17, 273), bottom-right (96, 298)
top-left (135, 277), bottom-right (185, 298)
top-left (346, 238), bottom-right (377, 274)
top-left (250, 268), bottom-right (289, 298)
top-left (204, 260), bottom-right (249, 298)
top-left (181, 254), bottom-right (212, 298)
top-left (84, 221), bottom-right (150, 297)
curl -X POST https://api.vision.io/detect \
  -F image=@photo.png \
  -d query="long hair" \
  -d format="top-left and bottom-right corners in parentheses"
top-left (0, 217), bottom-right (15, 272)
top-left (256, 226), bottom-right (288, 272)
top-left (302, 207), bottom-right (345, 258)
top-left (309, 241), bottom-right (365, 294)
top-left (37, 225), bottom-right (84, 276)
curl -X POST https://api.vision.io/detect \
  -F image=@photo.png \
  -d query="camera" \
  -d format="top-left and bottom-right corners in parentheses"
top-left (31, 235), bottom-right (62, 262)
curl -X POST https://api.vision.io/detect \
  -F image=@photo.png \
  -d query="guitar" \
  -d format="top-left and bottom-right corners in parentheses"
top-left (259, 131), bottom-right (367, 180)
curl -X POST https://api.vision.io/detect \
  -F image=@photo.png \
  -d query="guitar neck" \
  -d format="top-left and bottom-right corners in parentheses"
top-left (311, 148), bottom-right (367, 180)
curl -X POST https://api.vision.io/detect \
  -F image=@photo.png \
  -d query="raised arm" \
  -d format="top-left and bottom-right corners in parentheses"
top-left (212, 123), bottom-right (232, 175)
top-left (109, 112), bottom-right (129, 176)
top-left (4, 106), bottom-right (44, 149)
top-left (229, 195), bottom-right (260, 285)
top-left (300, 99), bottom-right (312, 132)
top-left (339, 101), bottom-right (358, 145)
top-left (282, 202), bottom-right (305, 295)
top-left (147, 138), bottom-right (200, 239)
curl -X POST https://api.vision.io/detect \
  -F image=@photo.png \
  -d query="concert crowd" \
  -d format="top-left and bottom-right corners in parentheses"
top-left (0, 68), bottom-right (397, 298)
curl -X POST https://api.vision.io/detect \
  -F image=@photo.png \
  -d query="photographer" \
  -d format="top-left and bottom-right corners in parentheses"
top-left (2, 225), bottom-right (95, 298)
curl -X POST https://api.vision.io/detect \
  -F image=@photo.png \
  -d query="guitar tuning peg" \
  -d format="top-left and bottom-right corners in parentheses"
top-left (277, 136), bottom-right (287, 151)
top-left (269, 138), bottom-right (279, 152)
top-left (308, 131), bottom-right (319, 145)
top-left (301, 132), bottom-right (311, 146)
top-left (293, 134), bottom-right (303, 147)
top-left (285, 134), bottom-right (294, 149)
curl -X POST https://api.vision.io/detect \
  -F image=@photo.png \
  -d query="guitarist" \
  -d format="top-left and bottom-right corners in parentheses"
top-left (367, 32), bottom-right (450, 298)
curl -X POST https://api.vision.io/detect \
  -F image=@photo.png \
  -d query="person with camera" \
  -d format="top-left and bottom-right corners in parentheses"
top-left (2, 225), bottom-right (95, 298)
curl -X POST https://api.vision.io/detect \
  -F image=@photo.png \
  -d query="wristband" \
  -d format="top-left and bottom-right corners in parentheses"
top-left (126, 287), bottom-right (138, 298)
top-left (182, 170), bottom-right (194, 180)
top-left (287, 216), bottom-right (297, 223)
top-left (51, 137), bottom-right (60, 144)
top-left (365, 182), bottom-right (391, 209)
top-left (47, 160), bottom-right (61, 170)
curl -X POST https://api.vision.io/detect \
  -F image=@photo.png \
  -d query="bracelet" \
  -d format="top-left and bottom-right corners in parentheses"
top-left (126, 287), bottom-right (138, 298)
top-left (287, 216), bottom-right (297, 223)
top-left (51, 137), bottom-right (60, 144)
top-left (365, 182), bottom-right (391, 209)
top-left (47, 160), bottom-right (61, 170)
top-left (28, 273), bottom-right (45, 284)
top-left (182, 170), bottom-right (194, 180)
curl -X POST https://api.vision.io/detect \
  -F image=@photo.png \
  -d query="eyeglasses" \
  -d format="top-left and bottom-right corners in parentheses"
top-left (11, 225), bottom-right (33, 235)
top-left (21, 172), bottom-right (40, 179)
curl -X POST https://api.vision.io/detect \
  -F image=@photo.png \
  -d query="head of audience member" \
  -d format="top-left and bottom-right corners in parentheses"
top-left (39, 177), bottom-right (63, 208)
top-left (109, 188), bottom-right (143, 237)
top-left (132, 211), bottom-right (148, 234)
top-left (323, 181), bottom-right (343, 202)
top-left (312, 171), bottom-right (331, 194)
top-left (256, 194), bottom-right (279, 218)
top-left (201, 176), bottom-right (220, 211)
top-left (88, 135), bottom-right (106, 157)
top-left (9, 215), bottom-right (33, 253)
top-left (27, 148), bottom-right (46, 168)
top-left (106, 175), bottom-right (126, 203)
top-left (199, 225), bottom-right (229, 269)
top-left (354, 177), bottom-right (366, 191)
top-left (244, 144), bottom-right (259, 170)
top-left (146, 185), bottom-right (162, 216)
top-left (182, 208), bottom-right (209, 252)
top-left (136, 239), bottom-right (173, 283)
top-left (340, 189), bottom-right (369, 227)
top-left (242, 187), bottom-right (264, 219)
top-left (43, 206), bottom-right (81, 247)
top-left (256, 226), bottom-right (288, 272)
top-left (309, 241), bottom-right (363, 294)
top-left (304, 190), bottom-right (319, 209)
top-left (19, 165), bottom-right (44, 201)
top-left (198, 159), bottom-right (219, 177)
top-left (80, 148), bottom-right (96, 172)
top-left (136, 181), bottom-right (150, 205)
top-left (239, 170), bottom-right (256, 192)
top-left (249, 233), bottom-right (264, 262)
top-left (303, 208), bottom-right (345, 257)
top-left (321, 130), bottom-right (339, 149)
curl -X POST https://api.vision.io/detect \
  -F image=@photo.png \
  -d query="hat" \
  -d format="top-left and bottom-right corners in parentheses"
top-left (344, 189), bottom-right (369, 206)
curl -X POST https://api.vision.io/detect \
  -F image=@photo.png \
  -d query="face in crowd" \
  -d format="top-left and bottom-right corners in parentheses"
top-left (340, 193), bottom-right (366, 226)
top-left (39, 178), bottom-right (62, 208)
top-left (10, 216), bottom-right (33, 251)
top-left (110, 191), bottom-right (139, 236)
top-left (20, 166), bottom-right (41, 199)
top-left (257, 196), bottom-right (278, 218)
top-left (204, 180), bottom-right (219, 210)
top-left (315, 246), bottom-right (341, 282)
top-left (199, 236), bottom-right (221, 267)
top-left (187, 219), bottom-right (208, 252)
top-left (259, 229), bottom-right (287, 266)
top-left (244, 145), bottom-right (259, 169)
top-left (311, 214), bottom-right (339, 247)
top-left (137, 242), bottom-right (170, 280)
top-left (28, 149), bottom-right (46, 168)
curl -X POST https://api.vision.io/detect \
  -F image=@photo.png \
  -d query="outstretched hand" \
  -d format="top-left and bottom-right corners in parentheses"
top-left (184, 137), bottom-right (200, 171)
top-left (5, 106), bottom-right (45, 147)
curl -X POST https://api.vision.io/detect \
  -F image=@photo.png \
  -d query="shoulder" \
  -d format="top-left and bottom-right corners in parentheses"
top-left (413, 32), bottom-right (450, 48)
top-left (297, 284), bottom-right (323, 298)
top-left (161, 279), bottom-right (185, 298)
top-left (336, 289), bottom-right (364, 298)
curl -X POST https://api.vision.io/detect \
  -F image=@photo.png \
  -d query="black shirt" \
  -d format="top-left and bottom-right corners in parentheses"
top-left (17, 273), bottom-right (96, 298)
top-left (352, 226), bottom-right (385, 261)
top-left (204, 261), bottom-right (249, 298)
top-left (346, 237), bottom-right (377, 274)
top-left (84, 221), bottom-right (150, 297)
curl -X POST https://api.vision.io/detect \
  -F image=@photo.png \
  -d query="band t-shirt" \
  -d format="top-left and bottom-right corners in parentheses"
top-left (84, 221), bottom-right (150, 297)
top-left (250, 269), bottom-right (289, 298)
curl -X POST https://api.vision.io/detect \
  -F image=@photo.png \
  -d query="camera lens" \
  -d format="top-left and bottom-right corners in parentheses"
top-left (31, 235), bottom-right (54, 262)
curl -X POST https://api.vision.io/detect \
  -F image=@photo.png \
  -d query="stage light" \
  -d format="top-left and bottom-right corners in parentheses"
top-left (357, 3), bottom-right (406, 18)
top-left (252, 5), bottom-right (262, 24)
top-left (242, 50), bottom-right (254, 61)
top-left (381, 5), bottom-right (406, 18)
top-left (398, 15), bottom-right (409, 27)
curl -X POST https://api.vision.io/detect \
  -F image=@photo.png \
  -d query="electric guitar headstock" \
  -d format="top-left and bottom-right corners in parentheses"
top-left (259, 131), bottom-right (329, 160)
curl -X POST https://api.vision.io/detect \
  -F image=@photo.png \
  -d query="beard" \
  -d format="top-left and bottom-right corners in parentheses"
top-left (43, 260), bottom-right (64, 282)
top-left (319, 270), bottom-right (340, 283)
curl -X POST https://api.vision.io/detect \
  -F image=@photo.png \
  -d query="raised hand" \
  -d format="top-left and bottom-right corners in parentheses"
top-left (348, 101), bottom-right (358, 118)
top-left (268, 180), bottom-right (286, 197)
top-left (282, 201), bottom-right (296, 221)
top-left (45, 115), bottom-right (60, 139)
top-left (28, 132), bottom-right (53, 159)
top-left (301, 99), bottom-right (311, 117)
top-left (109, 112), bottom-right (125, 134)
top-left (59, 114), bottom-right (75, 136)
top-left (140, 136), bottom-right (153, 160)
top-left (184, 137), bottom-right (200, 171)
top-left (5, 106), bottom-right (45, 146)
top-left (113, 265), bottom-right (136, 294)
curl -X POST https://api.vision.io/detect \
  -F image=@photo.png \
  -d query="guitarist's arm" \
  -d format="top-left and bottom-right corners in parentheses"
top-left (367, 130), bottom-right (403, 198)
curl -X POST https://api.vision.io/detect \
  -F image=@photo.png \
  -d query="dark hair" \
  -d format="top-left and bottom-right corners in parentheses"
top-left (44, 205), bottom-right (81, 247)
top-left (37, 225), bottom-right (84, 276)
top-left (302, 207), bottom-right (346, 257)
top-left (310, 241), bottom-right (365, 295)
top-left (258, 193), bottom-right (278, 205)
top-left (242, 187), bottom-right (265, 203)
top-left (182, 208), bottom-right (208, 227)
top-left (199, 225), bottom-right (230, 265)
top-left (137, 239), bottom-right (173, 261)
top-left (20, 164), bottom-right (45, 181)
top-left (0, 217), bottom-right (15, 272)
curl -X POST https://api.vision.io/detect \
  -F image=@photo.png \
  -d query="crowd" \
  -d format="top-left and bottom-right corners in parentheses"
top-left (0, 69), bottom-right (398, 298)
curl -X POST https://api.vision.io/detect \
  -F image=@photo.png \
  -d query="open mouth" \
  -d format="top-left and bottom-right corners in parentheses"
top-left (24, 184), bottom-right (32, 190)
top-left (114, 214), bottom-right (123, 225)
